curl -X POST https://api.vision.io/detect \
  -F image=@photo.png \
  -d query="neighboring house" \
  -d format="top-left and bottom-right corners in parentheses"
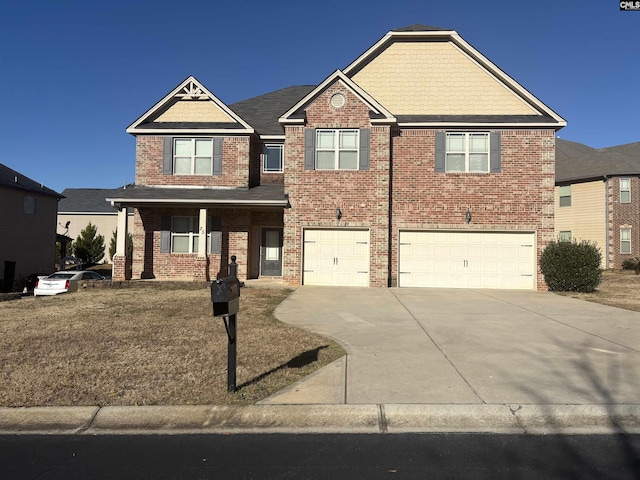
top-left (0, 163), bottom-right (62, 291)
top-left (58, 188), bottom-right (135, 263)
top-left (555, 139), bottom-right (639, 269)
top-left (107, 25), bottom-right (566, 290)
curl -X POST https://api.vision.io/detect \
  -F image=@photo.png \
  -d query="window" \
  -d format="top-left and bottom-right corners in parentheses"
top-left (559, 231), bottom-right (572, 242)
top-left (174, 138), bottom-right (213, 175)
top-left (23, 195), bottom-right (36, 215)
top-left (316, 129), bottom-right (359, 170)
top-left (559, 185), bottom-right (571, 207)
top-left (620, 178), bottom-right (631, 203)
top-left (621, 228), bottom-right (631, 254)
top-left (263, 144), bottom-right (283, 173)
top-left (445, 133), bottom-right (489, 173)
top-left (167, 216), bottom-right (220, 254)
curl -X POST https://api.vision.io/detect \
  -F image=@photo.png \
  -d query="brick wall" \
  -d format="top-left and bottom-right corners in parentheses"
top-left (283, 81), bottom-right (391, 287)
top-left (135, 136), bottom-right (251, 188)
top-left (609, 176), bottom-right (640, 268)
top-left (390, 129), bottom-right (555, 289)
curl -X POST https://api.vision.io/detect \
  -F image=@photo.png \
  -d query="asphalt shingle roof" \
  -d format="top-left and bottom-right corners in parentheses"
top-left (230, 86), bottom-right (315, 136)
top-left (59, 188), bottom-right (129, 212)
top-left (0, 164), bottom-right (61, 198)
top-left (555, 139), bottom-right (640, 184)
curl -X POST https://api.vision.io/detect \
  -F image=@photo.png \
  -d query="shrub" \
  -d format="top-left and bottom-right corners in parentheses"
top-left (540, 239), bottom-right (602, 292)
top-left (622, 257), bottom-right (640, 274)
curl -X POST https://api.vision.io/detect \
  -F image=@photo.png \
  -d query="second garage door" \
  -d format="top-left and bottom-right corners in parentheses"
top-left (303, 229), bottom-right (370, 286)
top-left (398, 231), bottom-right (536, 289)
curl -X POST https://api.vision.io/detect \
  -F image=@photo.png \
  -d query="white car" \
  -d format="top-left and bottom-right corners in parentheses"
top-left (34, 271), bottom-right (108, 296)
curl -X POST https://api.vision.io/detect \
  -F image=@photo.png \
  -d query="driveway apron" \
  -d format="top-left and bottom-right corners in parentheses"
top-left (266, 287), bottom-right (640, 406)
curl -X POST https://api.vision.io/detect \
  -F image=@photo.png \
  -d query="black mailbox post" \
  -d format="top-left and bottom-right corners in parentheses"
top-left (211, 256), bottom-right (241, 392)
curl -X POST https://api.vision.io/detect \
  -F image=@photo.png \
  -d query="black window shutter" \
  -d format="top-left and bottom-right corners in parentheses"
top-left (163, 137), bottom-right (173, 175)
top-left (213, 138), bottom-right (223, 175)
top-left (435, 132), bottom-right (446, 172)
top-left (160, 216), bottom-right (171, 253)
top-left (490, 132), bottom-right (501, 173)
top-left (304, 129), bottom-right (315, 170)
top-left (209, 216), bottom-right (222, 254)
top-left (359, 128), bottom-right (370, 170)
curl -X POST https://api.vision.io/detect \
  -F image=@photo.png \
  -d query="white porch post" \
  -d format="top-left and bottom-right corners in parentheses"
top-left (198, 208), bottom-right (207, 257)
top-left (115, 207), bottom-right (128, 256)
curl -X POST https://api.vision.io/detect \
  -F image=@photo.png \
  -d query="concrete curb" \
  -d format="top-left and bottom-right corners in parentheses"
top-left (0, 404), bottom-right (638, 435)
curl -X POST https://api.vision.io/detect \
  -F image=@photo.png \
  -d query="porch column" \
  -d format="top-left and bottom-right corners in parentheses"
top-left (113, 206), bottom-right (129, 281)
top-left (198, 208), bottom-right (207, 257)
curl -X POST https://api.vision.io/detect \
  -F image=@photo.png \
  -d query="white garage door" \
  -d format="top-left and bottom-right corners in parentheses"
top-left (303, 229), bottom-right (370, 286)
top-left (399, 231), bottom-right (536, 289)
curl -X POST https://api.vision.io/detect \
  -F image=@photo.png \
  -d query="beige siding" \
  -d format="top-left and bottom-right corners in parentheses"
top-left (351, 41), bottom-right (539, 115)
top-left (155, 99), bottom-right (235, 122)
top-left (57, 213), bottom-right (134, 262)
top-left (555, 181), bottom-right (607, 254)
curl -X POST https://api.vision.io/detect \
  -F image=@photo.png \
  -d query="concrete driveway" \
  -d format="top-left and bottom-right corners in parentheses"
top-left (264, 287), bottom-right (640, 406)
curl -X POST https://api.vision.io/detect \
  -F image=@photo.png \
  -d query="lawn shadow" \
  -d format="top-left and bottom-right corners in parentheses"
top-left (237, 345), bottom-right (330, 390)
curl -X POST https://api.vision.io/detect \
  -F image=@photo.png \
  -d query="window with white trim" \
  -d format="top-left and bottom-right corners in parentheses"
top-left (316, 129), bottom-right (359, 170)
top-left (174, 138), bottom-right (213, 175)
top-left (445, 132), bottom-right (489, 173)
top-left (559, 185), bottom-right (571, 207)
top-left (620, 178), bottom-right (631, 203)
top-left (170, 216), bottom-right (213, 254)
top-left (621, 228), bottom-right (631, 254)
top-left (263, 144), bottom-right (283, 173)
top-left (558, 231), bottom-right (572, 242)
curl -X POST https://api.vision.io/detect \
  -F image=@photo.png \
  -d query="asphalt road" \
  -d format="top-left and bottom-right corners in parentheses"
top-left (2, 433), bottom-right (639, 479)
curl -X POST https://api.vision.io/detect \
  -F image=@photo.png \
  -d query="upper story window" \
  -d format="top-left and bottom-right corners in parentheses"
top-left (263, 144), bottom-right (284, 173)
top-left (23, 195), bottom-right (36, 215)
top-left (445, 133), bottom-right (489, 172)
top-left (304, 128), bottom-right (370, 171)
top-left (435, 131), bottom-right (501, 173)
top-left (163, 137), bottom-right (222, 176)
top-left (559, 185), bottom-right (571, 207)
top-left (316, 129), bottom-right (360, 170)
top-left (620, 178), bottom-right (631, 203)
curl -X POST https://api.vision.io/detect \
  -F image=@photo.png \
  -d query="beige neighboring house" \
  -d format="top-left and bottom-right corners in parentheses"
top-left (0, 163), bottom-right (63, 292)
top-left (57, 188), bottom-right (134, 263)
top-left (555, 139), bottom-right (640, 269)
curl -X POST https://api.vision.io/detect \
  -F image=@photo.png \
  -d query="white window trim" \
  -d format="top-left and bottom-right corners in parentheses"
top-left (445, 132), bottom-right (490, 173)
top-left (620, 178), bottom-right (631, 204)
top-left (171, 216), bottom-right (212, 254)
top-left (620, 227), bottom-right (632, 254)
top-left (263, 144), bottom-right (284, 173)
top-left (316, 129), bottom-right (360, 170)
top-left (174, 138), bottom-right (213, 175)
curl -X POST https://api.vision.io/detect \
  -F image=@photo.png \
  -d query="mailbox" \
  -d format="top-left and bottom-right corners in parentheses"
top-left (211, 276), bottom-right (240, 317)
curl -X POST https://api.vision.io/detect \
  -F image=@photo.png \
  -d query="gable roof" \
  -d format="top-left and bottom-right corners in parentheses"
top-left (279, 70), bottom-right (397, 125)
top-left (127, 76), bottom-right (254, 134)
top-left (342, 26), bottom-right (566, 128)
top-left (58, 187), bottom-right (132, 213)
top-left (556, 139), bottom-right (640, 184)
top-left (0, 164), bottom-right (61, 198)
top-left (230, 86), bottom-right (315, 137)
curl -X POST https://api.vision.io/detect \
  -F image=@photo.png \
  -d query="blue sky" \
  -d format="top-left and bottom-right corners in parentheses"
top-left (0, 0), bottom-right (638, 193)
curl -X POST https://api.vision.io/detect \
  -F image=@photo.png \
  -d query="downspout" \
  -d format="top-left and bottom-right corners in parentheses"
top-left (604, 175), bottom-right (610, 269)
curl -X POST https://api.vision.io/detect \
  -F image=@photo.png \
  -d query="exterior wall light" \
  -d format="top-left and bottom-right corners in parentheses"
top-left (465, 208), bottom-right (472, 224)
top-left (336, 208), bottom-right (342, 220)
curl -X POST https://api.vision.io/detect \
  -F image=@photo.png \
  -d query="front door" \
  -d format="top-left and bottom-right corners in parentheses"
top-left (260, 228), bottom-right (283, 276)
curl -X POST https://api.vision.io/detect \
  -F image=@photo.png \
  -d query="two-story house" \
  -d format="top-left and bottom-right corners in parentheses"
top-left (555, 139), bottom-right (639, 268)
top-left (108, 25), bottom-right (566, 290)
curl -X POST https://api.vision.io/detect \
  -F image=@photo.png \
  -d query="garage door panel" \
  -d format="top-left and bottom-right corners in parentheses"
top-left (399, 231), bottom-right (535, 290)
top-left (303, 229), bottom-right (370, 287)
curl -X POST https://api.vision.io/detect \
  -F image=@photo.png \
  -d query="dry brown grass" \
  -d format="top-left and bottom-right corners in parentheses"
top-left (556, 269), bottom-right (640, 312)
top-left (0, 285), bottom-right (344, 407)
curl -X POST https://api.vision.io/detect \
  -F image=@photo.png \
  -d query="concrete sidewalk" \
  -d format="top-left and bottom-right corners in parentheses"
top-left (1, 287), bottom-right (639, 435)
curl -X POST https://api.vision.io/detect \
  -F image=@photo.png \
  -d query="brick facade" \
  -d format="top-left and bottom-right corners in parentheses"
top-left (609, 176), bottom-right (640, 268)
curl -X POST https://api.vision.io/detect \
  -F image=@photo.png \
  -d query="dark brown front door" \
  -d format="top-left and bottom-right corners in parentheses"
top-left (260, 228), bottom-right (283, 277)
